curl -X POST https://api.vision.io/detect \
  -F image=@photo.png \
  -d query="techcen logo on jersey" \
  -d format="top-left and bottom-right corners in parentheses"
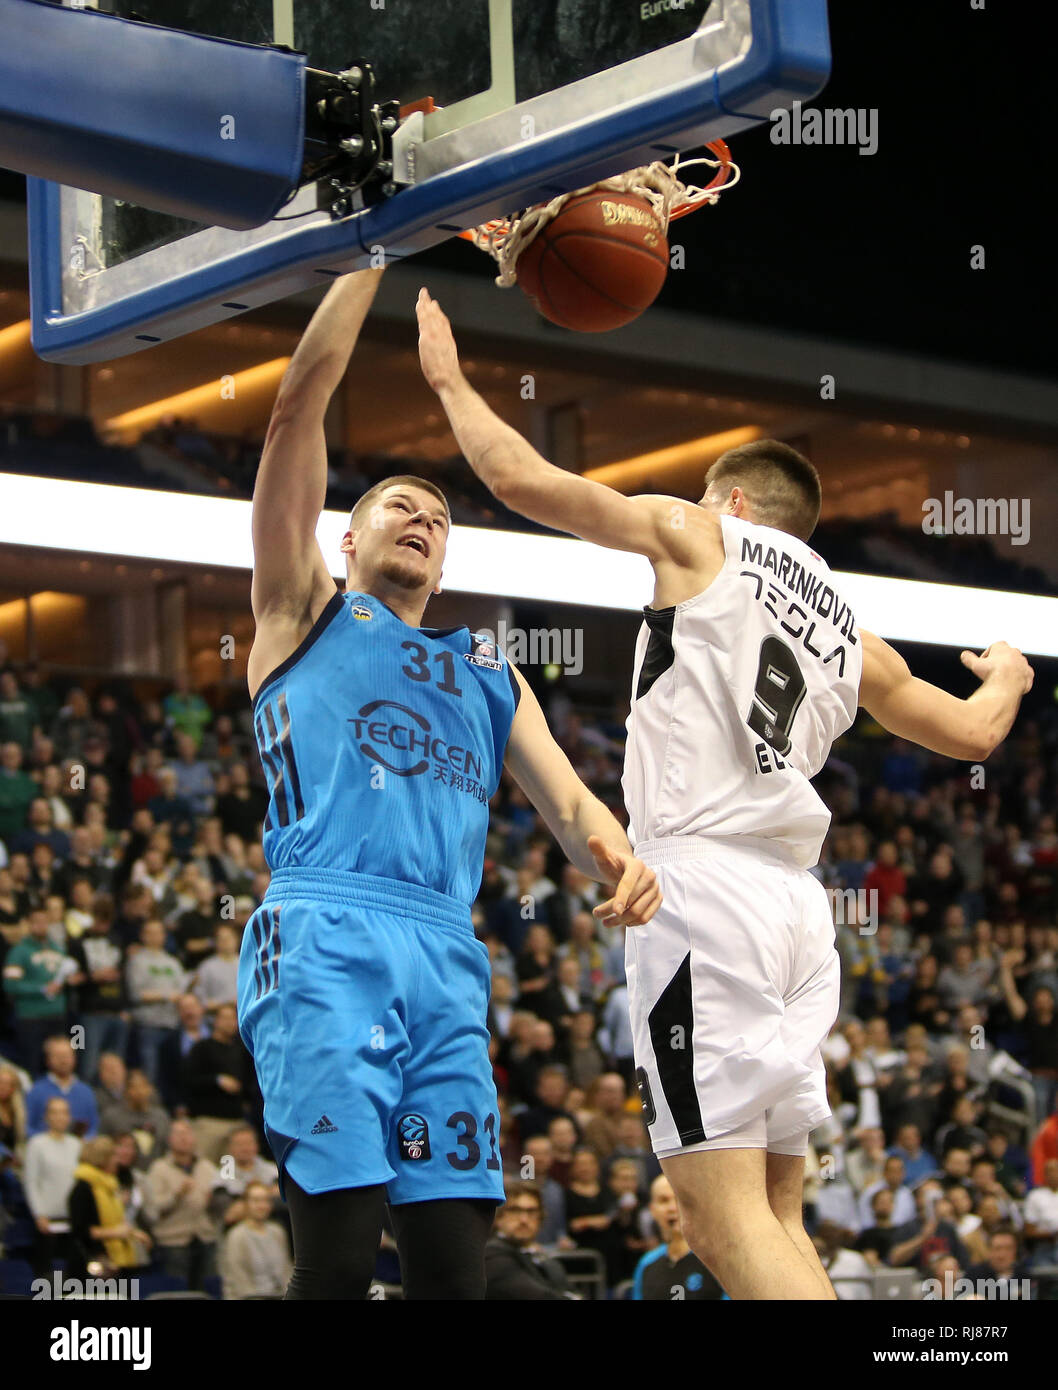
top-left (348, 700), bottom-right (489, 802)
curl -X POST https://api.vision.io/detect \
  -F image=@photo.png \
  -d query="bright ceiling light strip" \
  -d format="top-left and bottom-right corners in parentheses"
top-left (0, 473), bottom-right (1055, 656)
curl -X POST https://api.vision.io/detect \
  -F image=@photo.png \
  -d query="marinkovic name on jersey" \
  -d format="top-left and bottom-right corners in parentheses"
top-left (622, 514), bottom-right (863, 869)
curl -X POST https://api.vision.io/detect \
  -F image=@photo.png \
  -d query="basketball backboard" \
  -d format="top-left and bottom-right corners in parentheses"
top-left (27, 0), bottom-right (830, 363)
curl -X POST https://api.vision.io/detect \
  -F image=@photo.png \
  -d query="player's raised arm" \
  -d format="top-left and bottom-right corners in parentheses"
top-left (417, 288), bottom-right (699, 564)
top-left (250, 268), bottom-right (385, 627)
top-left (858, 629), bottom-right (1033, 761)
top-left (503, 665), bottom-right (662, 927)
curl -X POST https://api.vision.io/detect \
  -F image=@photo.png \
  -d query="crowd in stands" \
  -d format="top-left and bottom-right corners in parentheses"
top-left (1, 633), bottom-right (1058, 1300)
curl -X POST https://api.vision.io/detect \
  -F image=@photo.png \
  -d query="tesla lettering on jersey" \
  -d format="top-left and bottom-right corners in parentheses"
top-left (739, 537), bottom-right (855, 678)
top-left (348, 700), bottom-right (487, 802)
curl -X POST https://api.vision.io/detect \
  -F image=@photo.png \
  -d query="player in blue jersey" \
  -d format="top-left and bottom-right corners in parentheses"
top-left (240, 267), bottom-right (662, 1300)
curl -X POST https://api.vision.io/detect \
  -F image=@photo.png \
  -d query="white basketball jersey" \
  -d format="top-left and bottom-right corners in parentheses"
top-left (622, 513), bottom-right (862, 869)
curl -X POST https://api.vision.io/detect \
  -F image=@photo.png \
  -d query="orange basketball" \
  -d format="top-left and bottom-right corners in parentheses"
top-left (515, 190), bottom-right (670, 332)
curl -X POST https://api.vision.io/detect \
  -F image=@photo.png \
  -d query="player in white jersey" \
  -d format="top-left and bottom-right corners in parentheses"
top-left (417, 289), bottom-right (1034, 1299)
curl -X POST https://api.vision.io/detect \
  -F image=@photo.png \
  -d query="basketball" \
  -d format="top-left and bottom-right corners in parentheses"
top-left (514, 189), bottom-right (670, 333)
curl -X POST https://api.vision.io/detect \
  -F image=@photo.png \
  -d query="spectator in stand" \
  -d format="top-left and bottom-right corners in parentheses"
top-left (112, 884), bottom-right (154, 953)
top-left (98, 1069), bottom-right (170, 1166)
top-left (184, 1002), bottom-right (252, 1163)
top-left (126, 918), bottom-right (186, 1087)
top-left (508, 1017), bottom-right (561, 1107)
top-left (521, 1135), bottom-right (567, 1245)
top-left (606, 1157), bottom-right (651, 1284)
top-left (143, 1118), bottom-right (222, 1289)
top-left (26, 1036), bottom-right (98, 1139)
top-left (935, 1095), bottom-right (988, 1158)
top-left (67, 1134), bottom-right (151, 1278)
top-left (1022, 1157), bottom-right (1058, 1267)
top-left (484, 1181), bottom-right (571, 1300)
top-left (220, 1179), bottom-right (292, 1299)
top-left (157, 993), bottom-right (211, 1113)
top-left (864, 841), bottom-right (906, 920)
top-left (191, 923), bottom-right (240, 1017)
top-left (173, 871), bottom-right (220, 972)
top-left (632, 1174), bottom-right (724, 1300)
top-left (812, 1219), bottom-right (874, 1299)
top-left (129, 748), bottom-right (164, 813)
top-left (546, 864), bottom-right (600, 945)
top-left (23, 1096), bottom-right (81, 1274)
top-left (3, 907), bottom-right (76, 1071)
top-left (0, 742), bottom-right (38, 843)
top-left (858, 1154), bottom-right (916, 1228)
top-left (886, 1184), bottom-right (969, 1274)
top-left (908, 846), bottom-right (965, 929)
top-left (986, 1127), bottom-right (1029, 1198)
top-left (169, 732), bottom-right (216, 819)
top-left (9, 798), bottom-right (71, 860)
top-left (147, 768), bottom-right (195, 857)
top-left (163, 674), bottom-right (212, 750)
top-left (546, 1116), bottom-right (577, 1187)
top-left (129, 841), bottom-right (179, 919)
top-left (887, 1123), bottom-right (938, 1187)
top-left (93, 1053), bottom-right (127, 1131)
top-left (564, 1007), bottom-right (605, 1091)
top-left (581, 1073), bottom-right (629, 1163)
top-left (19, 665), bottom-right (59, 738)
top-left (213, 1124), bottom-right (280, 1231)
top-left (198, 714), bottom-right (246, 771)
top-left (600, 978), bottom-right (635, 1085)
top-left (998, 951), bottom-right (1058, 1122)
top-left (0, 1062), bottom-right (27, 1162)
top-left (515, 925), bottom-right (558, 1018)
top-left (557, 912), bottom-right (607, 1002)
top-left (964, 1227), bottom-right (1030, 1295)
top-left (52, 688), bottom-right (100, 763)
top-left (69, 894), bottom-right (128, 1083)
top-left (903, 956), bottom-right (942, 1036)
top-left (846, 1127), bottom-right (888, 1197)
top-left (519, 1065), bottom-right (576, 1143)
top-left (938, 940), bottom-right (994, 1014)
top-left (0, 670), bottom-right (39, 751)
top-left (214, 762), bottom-right (267, 842)
top-left (564, 1147), bottom-right (614, 1272)
top-left (63, 877), bottom-right (98, 939)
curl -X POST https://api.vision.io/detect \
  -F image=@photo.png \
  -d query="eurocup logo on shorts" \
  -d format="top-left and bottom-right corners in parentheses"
top-left (397, 1113), bottom-right (431, 1161)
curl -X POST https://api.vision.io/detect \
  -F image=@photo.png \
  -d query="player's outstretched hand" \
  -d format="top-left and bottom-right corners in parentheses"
top-left (588, 834), bottom-right (662, 927)
top-left (960, 641), bottom-right (1034, 694)
top-left (416, 287), bottom-right (462, 395)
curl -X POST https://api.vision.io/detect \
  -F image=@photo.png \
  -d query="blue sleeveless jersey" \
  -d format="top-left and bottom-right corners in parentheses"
top-left (250, 589), bottom-right (519, 907)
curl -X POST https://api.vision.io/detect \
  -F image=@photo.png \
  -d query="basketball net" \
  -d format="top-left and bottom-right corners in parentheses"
top-left (461, 141), bottom-right (740, 287)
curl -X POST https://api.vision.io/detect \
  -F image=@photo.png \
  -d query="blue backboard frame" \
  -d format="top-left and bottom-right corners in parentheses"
top-left (27, 0), bottom-right (830, 364)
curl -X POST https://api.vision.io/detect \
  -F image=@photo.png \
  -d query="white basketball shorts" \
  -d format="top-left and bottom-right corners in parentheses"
top-left (625, 835), bottom-right (840, 1158)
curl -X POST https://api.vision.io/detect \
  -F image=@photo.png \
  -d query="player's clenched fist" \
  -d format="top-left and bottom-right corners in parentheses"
top-left (587, 835), bottom-right (662, 926)
top-left (961, 641), bottom-right (1034, 694)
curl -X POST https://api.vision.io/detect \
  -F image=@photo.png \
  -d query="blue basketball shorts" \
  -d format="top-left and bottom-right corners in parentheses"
top-left (237, 866), bottom-right (505, 1205)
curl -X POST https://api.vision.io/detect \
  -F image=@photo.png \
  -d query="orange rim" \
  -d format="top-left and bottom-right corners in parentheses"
top-left (458, 139), bottom-right (735, 242)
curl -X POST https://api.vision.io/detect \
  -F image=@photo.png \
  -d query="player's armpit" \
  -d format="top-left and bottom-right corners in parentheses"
top-left (858, 629), bottom-right (996, 761)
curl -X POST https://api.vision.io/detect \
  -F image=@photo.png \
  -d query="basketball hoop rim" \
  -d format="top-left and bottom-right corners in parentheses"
top-left (457, 140), bottom-right (740, 286)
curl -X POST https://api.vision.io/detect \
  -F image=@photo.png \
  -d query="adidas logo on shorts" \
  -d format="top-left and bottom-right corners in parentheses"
top-left (310, 1114), bottom-right (339, 1135)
